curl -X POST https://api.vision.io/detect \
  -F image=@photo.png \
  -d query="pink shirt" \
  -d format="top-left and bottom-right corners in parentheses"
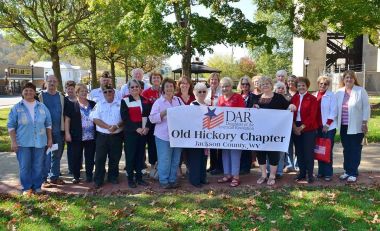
top-left (149, 96), bottom-right (184, 141)
top-left (342, 92), bottom-right (350, 125)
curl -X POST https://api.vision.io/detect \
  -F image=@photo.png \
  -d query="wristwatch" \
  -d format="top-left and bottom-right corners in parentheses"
top-left (300, 124), bottom-right (306, 130)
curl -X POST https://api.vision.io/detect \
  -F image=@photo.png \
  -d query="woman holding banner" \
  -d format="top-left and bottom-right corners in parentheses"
top-left (291, 77), bottom-right (318, 184)
top-left (217, 77), bottom-right (245, 187)
top-left (187, 82), bottom-right (209, 187)
top-left (313, 76), bottom-right (337, 182)
top-left (251, 76), bottom-right (291, 185)
top-left (149, 78), bottom-right (184, 189)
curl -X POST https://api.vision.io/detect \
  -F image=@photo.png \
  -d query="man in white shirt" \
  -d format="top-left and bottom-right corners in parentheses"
top-left (89, 71), bottom-right (121, 103)
top-left (120, 68), bottom-right (150, 98)
top-left (90, 84), bottom-right (123, 188)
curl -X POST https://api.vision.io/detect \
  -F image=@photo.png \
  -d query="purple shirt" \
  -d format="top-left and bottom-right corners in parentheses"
top-left (149, 96), bottom-right (184, 141)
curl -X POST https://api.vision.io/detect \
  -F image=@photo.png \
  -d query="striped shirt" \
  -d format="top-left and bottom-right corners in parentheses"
top-left (341, 92), bottom-right (350, 125)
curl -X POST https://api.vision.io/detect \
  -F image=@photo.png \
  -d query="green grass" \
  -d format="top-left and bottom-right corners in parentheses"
top-left (0, 108), bottom-right (10, 152)
top-left (0, 186), bottom-right (379, 230)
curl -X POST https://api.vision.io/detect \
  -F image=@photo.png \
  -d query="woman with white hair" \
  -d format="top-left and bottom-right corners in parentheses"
top-left (276, 70), bottom-right (287, 83)
top-left (186, 82), bottom-right (209, 187)
top-left (217, 77), bottom-right (245, 187)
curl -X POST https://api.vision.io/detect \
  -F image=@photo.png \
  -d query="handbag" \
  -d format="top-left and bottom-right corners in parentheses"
top-left (149, 163), bottom-right (159, 180)
top-left (314, 137), bottom-right (331, 163)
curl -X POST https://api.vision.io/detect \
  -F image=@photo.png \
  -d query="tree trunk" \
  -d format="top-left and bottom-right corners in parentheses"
top-left (50, 45), bottom-right (63, 92)
top-left (90, 47), bottom-right (97, 89)
top-left (181, 34), bottom-right (192, 79)
top-left (110, 59), bottom-right (116, 87)
top-left (124, 55), bottom-right (129, 83)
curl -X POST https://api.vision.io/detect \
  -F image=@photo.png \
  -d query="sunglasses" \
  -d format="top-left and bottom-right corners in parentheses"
top-left (319, 82), bottom-right (329, 86)
top-left (197, 91), bottom-right (207, 94)
top-left (103, 90), bottom-right (114, 94)
top-left (241, 83), bottom-right (250, 86)
top-left (130, 85), bottom-right (140, 89)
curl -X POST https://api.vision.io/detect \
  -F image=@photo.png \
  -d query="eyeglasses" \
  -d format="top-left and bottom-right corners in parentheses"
top-left (197, 91), bottom-right (207, 94)
top-left (241, 83), bottom-right (250, 86)
top-left (103, 90), bottom-right (114, 94)
top-left (319, 82), bottom-right (329, 86)
top-left (130, 85), bottom-right (140, 89)
top-left (221, 85), bottom-right (231, 88)
top-left (180, 82), bottom-right (189, 85)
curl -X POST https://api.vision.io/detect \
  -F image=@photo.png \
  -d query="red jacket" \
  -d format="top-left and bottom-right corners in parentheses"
top-left (290, 92), bottom-right (318, 131)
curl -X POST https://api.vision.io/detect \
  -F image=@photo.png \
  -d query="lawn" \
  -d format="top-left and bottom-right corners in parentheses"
top-left (0, 186), bottom-right (379, 230)
top-left (0, 108), bottom-right (10, 152)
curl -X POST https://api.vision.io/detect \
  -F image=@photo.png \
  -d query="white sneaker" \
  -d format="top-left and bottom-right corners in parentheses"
top-left (339, 173), bottom-right (349, 180)
top-left (125, 172), bottom-right (128, 177)
top-left (142, 169), bottom-right (147, 175)
top-left (347, 176), bottom-right (357, 183)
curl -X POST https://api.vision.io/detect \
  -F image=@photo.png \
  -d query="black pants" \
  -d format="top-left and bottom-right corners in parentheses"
top-left (240, 150), bottom-right (253, 171)
top-left (209, 149), bottom-right (223, 171)
top-left (146, 127), bottom-right (157, 165)
top-left (256, 151), bottom-right (280, 166)
top-left (94, 132), bottom-right (122, 185)
top-left (187, 148), bottom-right (207, 186)
top-left (71, 140), bottom-right (95, 180)
top-left (124, 132), bottom-right (146, 181)
top-left (293, 124), bottom-right (317, 178)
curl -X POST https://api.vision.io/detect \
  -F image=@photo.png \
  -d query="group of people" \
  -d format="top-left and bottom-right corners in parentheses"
top-left (8, 68), bottom-right (370, 194)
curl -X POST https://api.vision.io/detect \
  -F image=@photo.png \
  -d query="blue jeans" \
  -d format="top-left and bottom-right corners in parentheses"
top-left (317, 128), bottom-right (336, 177)
top-left (155, 137), bottom-right (182, 184)
top-left (222, 149), bottom-right (241, 176)
top-left (17, 147), bottom-right (45, 191)
top-left (340, 125), bottom-right (364, 177)
top-left (44, 132), bottom-right (64, 181)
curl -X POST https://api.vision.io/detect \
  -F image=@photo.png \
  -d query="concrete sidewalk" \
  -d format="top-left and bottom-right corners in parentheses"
top-left (1, 143), bottom-right (379, 194)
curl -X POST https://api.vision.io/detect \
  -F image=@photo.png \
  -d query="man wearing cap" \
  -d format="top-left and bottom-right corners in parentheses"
top-left (90, 84), bottom-right (123, 188)
top-left (89, 71), bottom-right (121, 103)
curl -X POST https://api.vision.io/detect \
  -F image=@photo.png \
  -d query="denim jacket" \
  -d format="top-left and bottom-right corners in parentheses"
top-left (7, 100), bottom-right (52, 148)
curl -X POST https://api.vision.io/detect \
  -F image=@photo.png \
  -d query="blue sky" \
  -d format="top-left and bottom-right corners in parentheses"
top-left (166, 0), bottom-right (257, 68)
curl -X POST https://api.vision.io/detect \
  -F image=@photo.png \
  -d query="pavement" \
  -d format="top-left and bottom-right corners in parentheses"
top-left (1, 143), bottom-right (379, 195)
top-left (0, 95), bottom-right (21, 109)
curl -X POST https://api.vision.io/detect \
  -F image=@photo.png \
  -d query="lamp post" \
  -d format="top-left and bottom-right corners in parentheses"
top-left (304, 57), bottom-right (310, 78)
top-left (87, 70), bottom-right (91, 90)
top-left (30, 60), bottom-right (34, 83)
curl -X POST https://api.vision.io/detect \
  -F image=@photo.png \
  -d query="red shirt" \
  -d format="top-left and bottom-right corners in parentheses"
top-left (217, 93), bottom-right (245, 107)
top-left (290, 92), bottom-right (318, 131)
top-left (175, 93), bottom-right (196, 105)
top-left (142, 87), bottom-right (160, 105)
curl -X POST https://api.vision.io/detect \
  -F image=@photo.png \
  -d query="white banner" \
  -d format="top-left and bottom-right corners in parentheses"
top-left (167, 106), bottom-right (293, 152)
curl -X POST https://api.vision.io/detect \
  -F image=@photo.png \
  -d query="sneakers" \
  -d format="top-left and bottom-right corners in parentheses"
top-left (339, 173), bottom-right (350, 180)
top-left (347, 176), bottom-right (357, 183)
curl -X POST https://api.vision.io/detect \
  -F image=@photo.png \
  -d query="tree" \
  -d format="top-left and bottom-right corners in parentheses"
top-left (142, 0), bottom-right (277, 78)
top-left (207, 55), bottom-right (257, 81)
top-left (249, 7), bottom-right (293, 76)
top-left (0, 0), bottom-right (91, 91)
top-left (255, 0), bottom-right (380, 46)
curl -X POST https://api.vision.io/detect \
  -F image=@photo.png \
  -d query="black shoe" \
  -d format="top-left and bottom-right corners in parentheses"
top-left (200, 180), bottom-right (209, 185)
top-left (72, 178), bottom-right (80, 184)
top-left (210, 169), bottom-right (222, 175)
top-left (86, 176), bottom-right (93, 183)
top-left (324, 176), bottom-right (332, 182)
top-left (276, 174), bottom-right (282, 179)
top-left (317, 174), bottom-right (324, 179)
top-left (169, 182), bottom-right (179, 189)
top-left (294, 175), bottom-right (306, 182)
top-left (307, 177), bottom-right (315, 184)
top-left (206, 168), bottom-right (214, 173)
top-left (94, 183), bottom-right (102, 189)
top-left (137, 179), bottom-right (149, 186)
top-left (109, 179), bottom-right (119, 185)
top-left (192, 183), bottom-right (202, 188)
top-left (128, 181), bottom-right (137, 188)
top-left (160, 183), bottom-right (171, 189)
top-left (239, 169), bottom-right (250, 175)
